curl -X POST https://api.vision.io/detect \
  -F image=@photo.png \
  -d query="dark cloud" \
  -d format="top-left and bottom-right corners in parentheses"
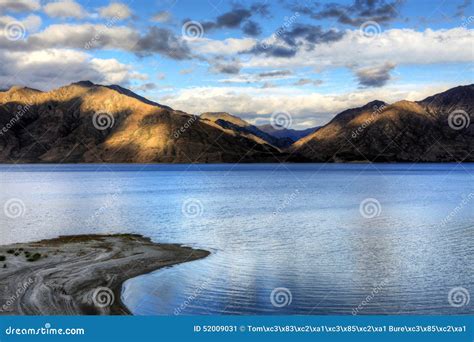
top-left (250, 2), bottom-right (271, 18)
top-left (245, 24), bottom-right (344, 58)
top-left (260, 81), bottom-right (278, 88)
top-left (134, 26), bottom-right (191, 60)
top-left (290, 0), bottom-right (404, 26)
top-left (455, 0), bottom-right (472, 17)
top-left (258, 70), bottom-right (292, 78)
top-left (242, 21), bottom-right (262, 36)
top-left (134, 82), bottom-right (157, 91)
top-left (294, 78), bottom-right (324, 86)
top-left (210, 60), bottom-right (241, 74)
top-left (199, 8), bottom-right (252, 31)
top-left (216, 8), bottom-right (252, 28)
top-left (355, 62), bottom-right (395, 87)
top-left (191, 3), bottom-right (267, 36)
top-left (246, 43), bottom-right (297, 58)
top-left (0, 0), bottom-right (40, 13)
top-left (279, 24), bottom-right (345, 46)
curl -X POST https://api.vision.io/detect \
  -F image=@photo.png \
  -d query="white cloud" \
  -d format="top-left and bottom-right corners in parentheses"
top-left (98, 2), bottom-right (131, 20)
top-left (0, 14), bottom-right (42, 33)
top-left (159, 83), bottom-right (459, 128)
top-left (0, 0), bottom-right (40, 13)
top-left (90, 57), bottom-right (145, 84)
top-left (152, 11), bottom-right (171, 23)
top-left (189, 37), bottom-right (256, 55)
top-left (28, 23), bottom-right (139, 50)
top-left (44, 0), bottom-right (88, 19)
top-left (245, 28), bottom-right (474, 69)
top-left (22, 14), bottom-right (41, 32)
top-left (0, 49), bottom-right (146, 90)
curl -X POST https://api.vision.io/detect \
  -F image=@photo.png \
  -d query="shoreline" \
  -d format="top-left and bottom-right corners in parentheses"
top-left (0, 234), bottom-right (210, 315)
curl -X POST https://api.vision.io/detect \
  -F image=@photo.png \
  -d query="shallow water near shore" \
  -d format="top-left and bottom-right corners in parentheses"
top-left (1, 163), bottom-right (473, 315)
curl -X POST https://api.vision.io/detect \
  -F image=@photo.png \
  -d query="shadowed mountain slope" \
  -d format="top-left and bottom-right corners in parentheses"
top-left (0, 82), bottom-right (285, 163)
top-left (291, 85), bottom-right (474, 162)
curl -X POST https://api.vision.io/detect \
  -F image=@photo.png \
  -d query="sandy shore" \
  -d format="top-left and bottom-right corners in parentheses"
top-left (0, 234), bottom-right (209, 315)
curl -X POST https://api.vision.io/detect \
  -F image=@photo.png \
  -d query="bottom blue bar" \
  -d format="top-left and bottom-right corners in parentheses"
top-left (0, 316), bottom-right (472, 342)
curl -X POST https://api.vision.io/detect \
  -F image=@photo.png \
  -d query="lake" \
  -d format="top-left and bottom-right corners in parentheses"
top-left (0, 164), bottom-right (473, 315)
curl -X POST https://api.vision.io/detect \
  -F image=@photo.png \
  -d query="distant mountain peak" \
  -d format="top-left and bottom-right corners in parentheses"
top-left (366, 99), bottom-right (387, 106)
top-left (3, 85), bottom-right (42, 94)
top-left (71, 80), bottom-right (96, 88)
top-left (257, 124), bottom-right (318, 142)
top-left (201, 112), bottom-right (297, 149)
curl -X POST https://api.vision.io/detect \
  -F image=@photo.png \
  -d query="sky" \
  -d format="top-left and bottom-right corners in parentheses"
top-left (0, 0), bottom-right (473, 128)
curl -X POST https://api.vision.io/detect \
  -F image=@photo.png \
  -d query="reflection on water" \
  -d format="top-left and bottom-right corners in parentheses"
top-left (1, 164), bottom-right (473, 315)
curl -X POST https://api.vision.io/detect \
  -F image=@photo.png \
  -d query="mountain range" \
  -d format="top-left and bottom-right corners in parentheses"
top-left (0, 82), bottom-right (472, 163)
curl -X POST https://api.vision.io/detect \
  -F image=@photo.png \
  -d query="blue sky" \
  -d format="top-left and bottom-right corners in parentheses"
top-left (0, 0), bottom-right (472, 128)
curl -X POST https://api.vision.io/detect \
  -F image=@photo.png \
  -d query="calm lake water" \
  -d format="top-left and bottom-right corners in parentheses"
top-left (0, 164), bottom-right (473, 315)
